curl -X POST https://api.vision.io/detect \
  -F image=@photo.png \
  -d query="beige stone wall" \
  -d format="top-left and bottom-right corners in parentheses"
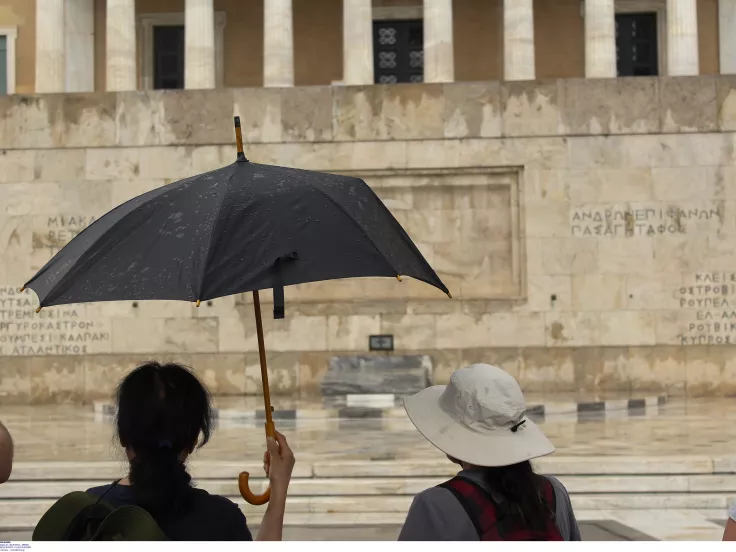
top-left (0, 0), bottom-right (723, 94)
top-left (2, 77), bottom-right (736, 403)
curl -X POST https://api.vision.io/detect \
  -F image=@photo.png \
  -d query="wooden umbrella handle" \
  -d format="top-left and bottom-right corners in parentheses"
top-left (239, 290), bottom-right (276, 506)
top-left (238, 421), bottom-right (276, 505)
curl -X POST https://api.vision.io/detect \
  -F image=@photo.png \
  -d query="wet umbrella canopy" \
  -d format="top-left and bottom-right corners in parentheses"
top-left (22, 117), bottom-right (450, 505)
top-left (24, 143), bottom-right (448, 313)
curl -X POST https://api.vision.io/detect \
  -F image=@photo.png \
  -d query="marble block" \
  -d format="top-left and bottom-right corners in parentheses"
top-left (346, 394), bottom-right (396, 408)
top-left (321, 355), bottom-right (432, 396)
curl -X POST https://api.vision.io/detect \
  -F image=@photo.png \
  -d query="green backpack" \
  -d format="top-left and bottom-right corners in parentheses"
top-left (33, 481), bottom-right (168, 541)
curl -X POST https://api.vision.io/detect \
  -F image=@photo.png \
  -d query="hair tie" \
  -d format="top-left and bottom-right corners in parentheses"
top-left (158, 440), bottom-right (173, 450)
top-left (510, 419), bottom-right (526, 433)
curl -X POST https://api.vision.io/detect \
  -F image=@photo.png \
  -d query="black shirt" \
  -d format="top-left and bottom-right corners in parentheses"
top-left (86, 482), bottom-right (253, 541)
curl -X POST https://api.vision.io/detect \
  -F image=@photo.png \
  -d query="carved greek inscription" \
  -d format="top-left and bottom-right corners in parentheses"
top-left (0, 286), bottom-right (111, 356)
top-left (571, 206), bottom-right (720, 237)
top-left (32, 215), bottom-right (96, 251)
top-left (678, 273), bottom-right (736, 345)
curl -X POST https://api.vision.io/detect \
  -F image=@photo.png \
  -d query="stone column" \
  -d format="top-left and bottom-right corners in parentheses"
top-left (719, 0), bottom-right (736, 74)
top-left (504, 0), bottom-right (535, 81)
top-left (423, 0), bottom-right (454, 83)
top-left (35, 0), bottom-right (65, 93)
top-left (264, 0), bottom-right (294, 87)
top-left (106, 0), bottom-right (137, 91)
top-left (65, 0), bottom-right (95, 92)
top-left (585, 0), bottom-right (616, 78)
top-left (667, 0), bottom-right (699, 76)
top-left (343, 0), bottom-right (373, 85)
top-left (185, 0), bottom-right (216, 89)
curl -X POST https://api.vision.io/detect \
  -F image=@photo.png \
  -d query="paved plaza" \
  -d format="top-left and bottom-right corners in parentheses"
top-left (5, 398), bottom-right (736, 463)
top-left (1, 398), bottom-right (734, 541)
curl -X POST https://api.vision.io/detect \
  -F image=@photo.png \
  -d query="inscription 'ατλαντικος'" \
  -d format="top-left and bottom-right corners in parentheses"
top-left (0, 286), bottom-right (111, 356)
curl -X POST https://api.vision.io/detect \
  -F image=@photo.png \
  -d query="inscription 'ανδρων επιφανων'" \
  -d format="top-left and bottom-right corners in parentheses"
top-left (570, 206), bottom-right (721, 237)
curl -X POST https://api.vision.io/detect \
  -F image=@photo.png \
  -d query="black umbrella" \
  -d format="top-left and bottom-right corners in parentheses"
top-left (22, 117), bottom-right (450, 504)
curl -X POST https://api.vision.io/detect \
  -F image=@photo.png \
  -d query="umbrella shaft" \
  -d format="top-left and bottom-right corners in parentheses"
top-left (252, 290), bottom-right (273, 425)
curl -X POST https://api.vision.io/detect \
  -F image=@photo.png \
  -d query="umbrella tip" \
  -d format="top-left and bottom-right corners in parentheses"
top-left (446, 291), bottom-right (453, 299)
top-left (19, 285), bottom-right (25, 292)
top-left (396, 275), bottom-right (402, 282)
top-left (233, 117), bottom-right (248, 162)
top-left (195, 299), bottom-right (201, 307)
top-left (35, 306), bottom-right (42, 313)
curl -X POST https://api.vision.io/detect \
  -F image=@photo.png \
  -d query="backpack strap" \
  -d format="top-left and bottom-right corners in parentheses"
top-left (95, 480), bottom-right (122, 504)
top-left (541, 478), bottom-right (557, 520)
top-left (438, 476), bottom-right (561, 541)
top-left (438, 476), bottom-right (500, 539)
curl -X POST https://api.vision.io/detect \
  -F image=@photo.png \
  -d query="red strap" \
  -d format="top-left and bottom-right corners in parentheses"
top-left (438, 476), bottom-right (563, 541)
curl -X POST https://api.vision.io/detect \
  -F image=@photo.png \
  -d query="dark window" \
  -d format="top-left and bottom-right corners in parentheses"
top-left (616, 13), bottom-right (658, 77)
top-left (373, 19), bottom-right (423, 84)
top-left (153, 25), bottom-right (185, 89)
top-left (0, 35), bottom-right (7, 95)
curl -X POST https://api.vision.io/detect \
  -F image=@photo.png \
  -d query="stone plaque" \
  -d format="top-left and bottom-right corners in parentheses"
top-left (321, 355), bottom-right (433, 395)
top-left (282, 168), bottom-right (522, 302)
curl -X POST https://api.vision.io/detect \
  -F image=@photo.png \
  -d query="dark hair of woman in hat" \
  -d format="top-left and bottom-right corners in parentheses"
top-left (86, 362), bottom-right (295, 541)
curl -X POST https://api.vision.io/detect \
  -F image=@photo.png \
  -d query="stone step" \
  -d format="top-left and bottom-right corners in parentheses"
top-left (10, 455), bottom-right (736, 480)
top-left (313, 456), bottom-right (735, 477)
top-left (1, 492), bottom-right (734, 521)
top-left (0, 509), bottom-right (729, 532)
top-left (9, 461), bottom-right (313, 481)
top-left (3, 474), bottom-right (736, 499)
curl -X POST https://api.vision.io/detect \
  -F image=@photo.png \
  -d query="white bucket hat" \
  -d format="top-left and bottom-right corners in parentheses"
top-left (404, 364), bottom-right (555, 467)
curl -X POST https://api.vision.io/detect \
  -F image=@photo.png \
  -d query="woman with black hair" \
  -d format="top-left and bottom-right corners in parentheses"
top-left (86, 362), bottom-right (295, 541)
top-left (398, 364), bottom-right (581, 541)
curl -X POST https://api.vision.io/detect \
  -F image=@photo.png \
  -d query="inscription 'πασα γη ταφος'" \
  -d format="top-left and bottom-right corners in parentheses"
top-left (678, 273), bottom-right (736, 345)
top-left (0, 286), bottom-right (111, 356)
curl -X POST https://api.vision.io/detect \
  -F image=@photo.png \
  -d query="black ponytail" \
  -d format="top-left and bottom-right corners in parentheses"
top-left (115, 362), bottom-right (213, 517)
top-left (483, 461), bottom-right (553, 531)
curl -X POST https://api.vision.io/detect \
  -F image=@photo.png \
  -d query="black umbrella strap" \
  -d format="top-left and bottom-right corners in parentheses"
top-left (273, 285), bottom-right (285, 320)
top-left (272, 252), bottom-right (297, 320)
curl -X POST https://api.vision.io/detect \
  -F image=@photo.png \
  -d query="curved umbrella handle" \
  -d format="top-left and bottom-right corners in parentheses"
top-left (239, 421), bottom-right (276, 505)
top-left (238, 471), bottom-right (271, 505)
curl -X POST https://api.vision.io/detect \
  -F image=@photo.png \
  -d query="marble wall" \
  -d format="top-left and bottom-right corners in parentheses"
top-left (2, 77), bottom-right (736, 403)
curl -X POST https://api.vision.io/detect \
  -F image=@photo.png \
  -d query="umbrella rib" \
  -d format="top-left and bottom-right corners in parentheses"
top-left (256, 165), bottom-right (401, 278)
top-left (197, 164), bottom-right (237, 301)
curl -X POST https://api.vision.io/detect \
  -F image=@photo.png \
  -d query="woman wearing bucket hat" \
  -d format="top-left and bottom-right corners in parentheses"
top-left (399, 364), bottom-right (581, 541)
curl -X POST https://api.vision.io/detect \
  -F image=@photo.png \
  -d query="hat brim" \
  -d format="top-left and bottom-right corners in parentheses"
top-left (404, 386), bottom-right (555, 467)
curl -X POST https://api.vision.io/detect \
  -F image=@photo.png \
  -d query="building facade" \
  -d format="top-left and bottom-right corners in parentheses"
top-left (0, 0), bottom-right (733, 95)
top-left (1, 1), bottom-right (736, 404)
